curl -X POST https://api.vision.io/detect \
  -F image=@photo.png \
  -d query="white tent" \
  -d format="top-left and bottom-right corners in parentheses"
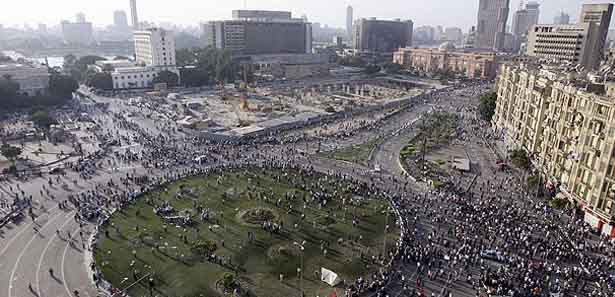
top-left (320, 267), bottom-right (341, 287)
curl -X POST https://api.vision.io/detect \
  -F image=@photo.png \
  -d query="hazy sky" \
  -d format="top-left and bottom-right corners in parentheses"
top-left (2, 0), bottom-right (611, 30)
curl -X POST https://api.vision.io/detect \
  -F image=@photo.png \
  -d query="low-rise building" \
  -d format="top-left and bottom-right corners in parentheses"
top-left (110, 66), bottom-right (179, 90)
top-left (393, 43), bottom-right (497, 79)
top-left (493, 62), bottom-right (615, 236)
top-left (250, 53), bottom-right (329, 80)
top-left (0, 63), bottom-right (50, 96)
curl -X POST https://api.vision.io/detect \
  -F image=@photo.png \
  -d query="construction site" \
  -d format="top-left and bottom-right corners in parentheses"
top-left (176, 77), bottom-right (434, 141)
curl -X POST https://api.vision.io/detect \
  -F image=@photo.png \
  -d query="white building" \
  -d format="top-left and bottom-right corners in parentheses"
top-left (111, 66), bottom-right (179, 89)
top-left (0, 63), bottom-right (50, 96)
top-left (109, 27), bottom-right (179, 90)
top-left (134, 28), bottom-right (176, 68)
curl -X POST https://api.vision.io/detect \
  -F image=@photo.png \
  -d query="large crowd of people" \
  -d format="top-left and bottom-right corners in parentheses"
top-left (1, 79), bottom-right (613, 297)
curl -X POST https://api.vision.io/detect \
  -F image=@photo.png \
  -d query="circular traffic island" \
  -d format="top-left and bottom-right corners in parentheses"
top-left (94, 168), bottom-right (400, 297)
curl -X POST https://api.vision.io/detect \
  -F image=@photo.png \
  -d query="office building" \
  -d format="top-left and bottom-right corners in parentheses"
top-left (202, 11), bottom-right (312, 56)
top-left (526, 3), bottom-right (612, 70)
top-left (353, 18), bottom-right (413, 53)
top-left (511, 1), bottom-right (540, 38)
top-left (0, 63), bottom-right (50, 96)
top-left (475, 0), bottom-right (511, 51)
top-left (492, 62), bottom-right (615, 236)
top-left (130, 0), bottom-right (139, 30)
top-left (108, 27), bottom-right (179, 90)
top-left (444, 27), bottom-right (464, 43)
top-left (134, 28), bottom-right (176, 67)
top-left (393, 44), bottom-right (497, 79)
top-left (414, 26), bottom-right (436, 43)
top-left (61, 20), bottom-right (94, 45)
top-left (346, 6), bottom-right (353, 40)
top-left (232, 10), bottom-right (292, 21)
top-left (579, 4), bottom-right (613, 55)
top-left (526, 23), bottom-right (598, 69)
top-left (554, 12), bottom-right (571, 25)
top-left (114, 10), bottom-right (129, 28)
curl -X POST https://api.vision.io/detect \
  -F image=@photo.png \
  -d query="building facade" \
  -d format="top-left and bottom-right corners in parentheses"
top-left (346, 6), bottom-right (353, 40)
top-left (130, 0), bottom-right (139, 30)
top-left (110, 66), bottom-right (179, 89)
top-left (232, 10), bottom-right (291, 21)
top-left (393, 45), bottom-right (497, 79)
top-left (114, 10), bottom-right (129, 29)
top-left (511, 1), bottom-right (539, 38)
top-left (134, 28), bottom-right (176, 68)
top-left (526, 23), bottom-right (599, 70)
top-left (579, 4), bottom-right (614, 56)
top-left (202, 19), bottom-right (312, 56)
top-left (475, 0), bottom-right (511, 51)
top-left (61, 20), bottom-right (94, 45)
top-left (0, 63), bottom-right (50, 96)
top-left (554, 12), bottom-right (570, 25)
top-left (493, 62), bottom-right (615, 236)
top-left (353, 18), bottom-right (413, 54)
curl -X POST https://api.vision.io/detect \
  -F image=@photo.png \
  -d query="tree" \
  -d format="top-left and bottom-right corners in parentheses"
top-left (383, 63), bottom-right (402, 74)
top-left (479, 92), bottom-right (497, 121)
top-left (63, 54), bottom-right (106, 81)
top-left (86, 72), bottom-right (113, 90)
top-left (31, 110), bottom-right (56, 130)
top-left (364, 64), bottom-right (381, 75)
top-left (510, 149), bottom-right (530, 170)
top-left (191, 240), bottom-right (217, 259)
top-left (0, 143), bottom-right (22, 165)
top-left (49, 74), bottom-right (78, 97)
top-left (152, 70), bottom-right (179, 88)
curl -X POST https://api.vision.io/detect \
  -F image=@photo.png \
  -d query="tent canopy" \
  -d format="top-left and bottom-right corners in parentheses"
top-left (320, 267), bottom-right (341, 287)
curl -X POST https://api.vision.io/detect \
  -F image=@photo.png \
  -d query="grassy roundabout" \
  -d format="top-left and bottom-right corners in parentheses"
top-left (95, 168), bottom-right (399, 297)
top-left (319, 137), bottom-right (384, 166)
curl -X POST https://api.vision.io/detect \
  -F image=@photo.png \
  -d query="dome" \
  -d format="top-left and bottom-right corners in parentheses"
top-left (438, 42), bottom-right (456, 51)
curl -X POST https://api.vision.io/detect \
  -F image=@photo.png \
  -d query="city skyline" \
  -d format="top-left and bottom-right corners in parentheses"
top-left (1, 0), bottom-right (611, 31)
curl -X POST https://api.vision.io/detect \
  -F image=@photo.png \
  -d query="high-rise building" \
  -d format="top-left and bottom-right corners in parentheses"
top-left (444, 27), bottom-right (464, 42)
top-left (61, 20), bottom-right (94, 45)
top-left (232, 10), bottom-right (292, 21)
top-left (76, 12), bottom-right (86, 23)
top-left (133, 28), bottom-right (176, 68)
top-left (475, 0), bottom-right (511, 51)
top-left (114, 10), bottom-right (129, 28)
top-left (579, 4), bottom-right (614, 54)
top-left (346, 6), bottom-right (353, 40)
top-left (353, 18), bottom-right (413, 53)
top-left (526, 23), bottom-right (598, 69)
top-left (511, 1), bottom-right (539, 38)
top-left (554, 12), bottom-right (570, 25)
top-left (130, 0), bottom-right (139, 30)
top-left (202, 11), bottom-right (313, 56)
top-left (493, 62), bottom-right (615, 236)
top-left (526, 3), bottom-right (613, 70)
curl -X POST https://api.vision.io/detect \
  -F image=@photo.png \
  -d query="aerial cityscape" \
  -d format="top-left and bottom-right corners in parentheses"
top-left (1, 1), bottom-right (615, 297)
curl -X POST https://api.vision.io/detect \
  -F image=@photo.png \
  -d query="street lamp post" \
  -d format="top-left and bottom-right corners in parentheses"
top-left (293, 241), bottom-right (306, 297)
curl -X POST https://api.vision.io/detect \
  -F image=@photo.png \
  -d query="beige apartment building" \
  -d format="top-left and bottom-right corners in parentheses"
top-left (493, 62), bottom-right (615, 236)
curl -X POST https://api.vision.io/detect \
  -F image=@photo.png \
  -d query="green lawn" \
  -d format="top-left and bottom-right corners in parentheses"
top-left (320, 137), bottom-right (383, 166)
top-left (95, 168), bottom-right (398, 297)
